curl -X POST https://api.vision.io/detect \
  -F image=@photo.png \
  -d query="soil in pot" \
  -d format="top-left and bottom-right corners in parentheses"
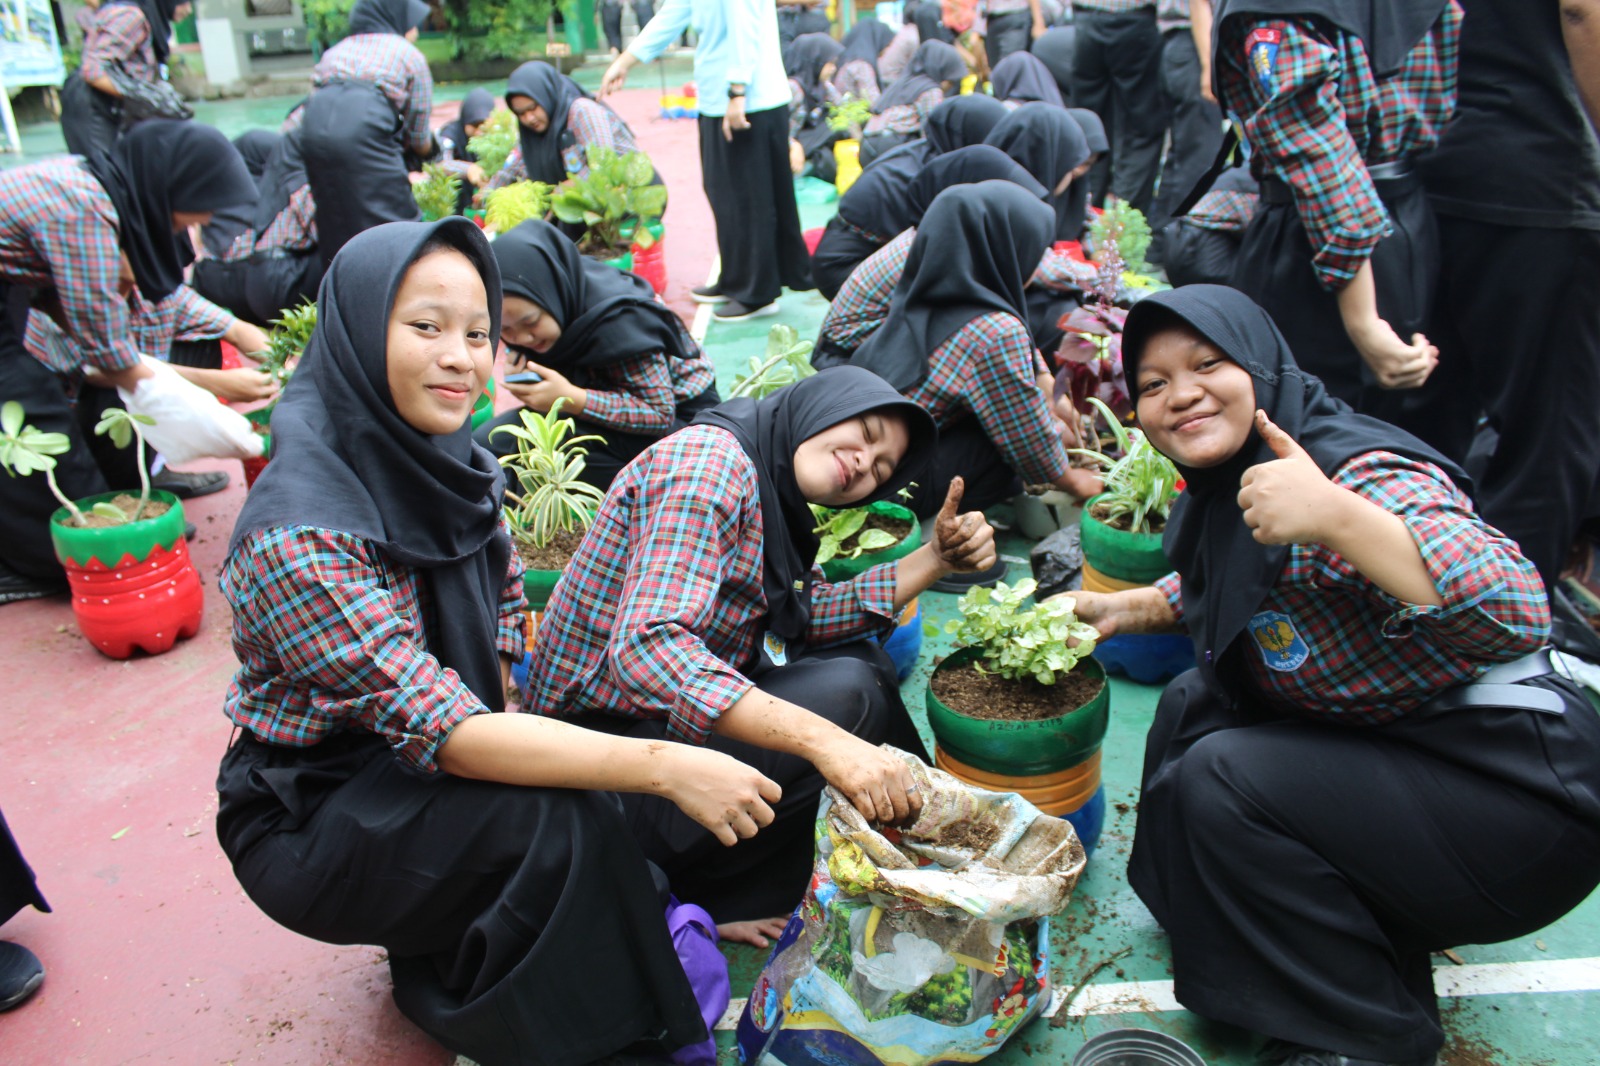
top-left (1088, 498), bottom-right (1165, 535)
top-left (71, 493), bottom-right (173, 528)
top-left (517, 527), bottom-right (585, 572)
top-left (931, 657), bottom-right (1105, 722)
top-left (580, 239), bottom-right (631, 262)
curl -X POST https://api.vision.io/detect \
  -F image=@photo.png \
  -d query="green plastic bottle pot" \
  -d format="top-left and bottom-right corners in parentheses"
top-left (1079, 493), bottom-right (1173, 584)
top-left (51, 489), bottom-right (186, 569)
top-left (925, 646), bottom-right (1109, 777)
top-left (818, 501), bottom-right (921, 582)
top-left (523, 568), bottom-right (563, 614)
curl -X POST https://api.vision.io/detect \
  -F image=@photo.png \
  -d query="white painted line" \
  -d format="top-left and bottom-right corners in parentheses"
top-left (689, 255), bottom-right (720, 345)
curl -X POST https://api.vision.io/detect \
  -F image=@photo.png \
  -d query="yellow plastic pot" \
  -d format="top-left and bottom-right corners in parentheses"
top-left (834, 139), bottom-right (862, 194)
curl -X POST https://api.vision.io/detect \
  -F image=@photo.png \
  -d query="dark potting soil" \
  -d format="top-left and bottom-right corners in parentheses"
top-left (1088, 499), bottom-right (1164, 535)
top-left (842, 511), bottom-right (912, 554)
top-left (74, 493), bottom-right (172, 528)
top-left (518, 527), bottom-right (586, 573)
top-left (931, 658), bottom-right (1104, 722)
top-left (937, 818), bottom-right (1001, 855)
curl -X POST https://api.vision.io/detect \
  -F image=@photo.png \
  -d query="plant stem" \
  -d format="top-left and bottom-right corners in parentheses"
top-left (134, 433), bottom-right (149, 521)
top-left (44, 466), bottom-right (86, 526)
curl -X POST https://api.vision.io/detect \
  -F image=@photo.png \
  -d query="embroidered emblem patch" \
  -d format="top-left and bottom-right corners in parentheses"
top-left (1250, 609), bottom-right (1310, 671)
top-left (763, 631), bottom-right (789, 667)
top-left (1246, 26), bottom-right (1282, 95)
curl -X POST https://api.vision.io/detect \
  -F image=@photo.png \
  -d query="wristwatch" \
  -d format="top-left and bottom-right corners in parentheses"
top-left (727, 84), bottom-right (747, 99)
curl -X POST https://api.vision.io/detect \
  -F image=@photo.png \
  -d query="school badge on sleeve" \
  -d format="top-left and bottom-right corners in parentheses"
top-left (1249, 609), bottom-right (1310, 671)
top-left (1246, 27), bottom-right (1282, 94)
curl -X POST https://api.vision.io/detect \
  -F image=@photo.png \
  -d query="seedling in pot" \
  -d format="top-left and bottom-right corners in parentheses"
top-left (1070, 396), bottom-right (1180, 535)
top-left (548, 146), bottom-right (667, 260)
top-left (484, 180), bottom-right (553, 233)
top-left (811, 504), bottom-right (901, 566)
top-left (825, 95), bottom-right (874, 137)
top-left (259, 300), bottom-right (317, 389)
top-left (945, 578), bottom-right (1100, 686)
top-left (0, 401), bottom-right (156, 526)
top-left (467, 108), bottom-right (519, 181)
top-left (492, 397), bottom-right (606, 566)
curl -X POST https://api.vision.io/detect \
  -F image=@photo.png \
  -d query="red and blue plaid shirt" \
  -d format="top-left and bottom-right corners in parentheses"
top-left (908, 312), bottom-right (1071, 485)
top-left (0, 158), bottom-right (142, 373)
top-left (486, 99), bottom-right (644, 191)
top-left (819, 226), bottom-right (915, 355)
top-left (523, 426), bottom-right (900, 744)
top-left (833, 60), bottom-right (883, 107)
top-left (1154, 451), bottom-right (1548, 724)
top-left (25, 283), bottom-right (231, 375)
top-left (222, 524), bottom-right (528, 773)
top-left (574, 340), bottom-right (717, 434)
top-left (81, 3), bottom-right (158, 85)
top-left (1185, 187), bottom-right (1259, 234)
top-left (1217, 5), bottom-right (1460, 290)
top-left (864, 87), bottom-right (945, 136)
top-left (303, 32), bottom-right (436, 157)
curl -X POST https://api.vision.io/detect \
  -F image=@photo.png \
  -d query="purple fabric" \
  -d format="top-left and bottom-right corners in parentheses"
top-left (667, 897), bottom-right (729, 1066)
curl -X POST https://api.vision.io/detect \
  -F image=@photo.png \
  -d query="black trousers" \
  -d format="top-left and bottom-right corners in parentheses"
top-left (1148, 28), bottom-right (1224, 236)
top-left (58, 72), bottom-right (121, 159)
top-left (902, 418), bottom-right (1023, 520)
top-left (574, 642), bottom-right (925, 922)
top-left (191, 256), bottom-right (261, 326)
top-left (0, 806), bottom-right (49, 928)
top-left (217, 731), bottom-right (708, 1066)
top-left (1421, 218), bottom-right (1600, 588)
top-left (1229, 173), bottom-right (1447, 438)
top-left (699, 105), bottom-right (814, 307)
top-left (811, 215), bottom-right (883, 301)
top-left (601, 0), bottom-right (655, 50)
top-left (985, 9), bottom-right (1034, 69)
top-left (246, 251), bottom-right (324, 324)
top-left (1128, 669), bottom-right (1600, 1062)
top-left (1070, 7), bottom-right (1166, 215)
top-left (301, 81), bottom-right (421, 268)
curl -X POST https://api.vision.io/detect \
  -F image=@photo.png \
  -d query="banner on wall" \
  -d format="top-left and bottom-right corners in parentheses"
top-left (0, 0), bottom-right (66, 87)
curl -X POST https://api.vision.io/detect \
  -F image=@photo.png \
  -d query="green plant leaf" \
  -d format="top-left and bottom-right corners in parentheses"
top-left (90, 501), bottom-right (128, 523)
top-left (855, 529), bottom-right (898, 552)
top-left (1, 401), bottom-right (22, 437)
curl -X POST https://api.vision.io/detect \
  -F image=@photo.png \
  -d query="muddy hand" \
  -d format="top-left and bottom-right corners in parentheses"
top-left (932, 477), bottom-right (997, 573)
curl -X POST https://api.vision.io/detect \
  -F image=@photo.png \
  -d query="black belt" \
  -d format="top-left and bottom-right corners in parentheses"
top-left (1260, 160), bottom-right (1419, 206)
top-left (1416, 648), bottom-right (1569, 718)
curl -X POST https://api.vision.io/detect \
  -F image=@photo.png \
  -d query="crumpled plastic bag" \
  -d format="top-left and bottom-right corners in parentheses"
top-left (117, 358), bottom-right (264, 464)
top-left (1031, 523), bottom-right (1085, 602)
top-left (735, 748), bottom-right (1086, 1066)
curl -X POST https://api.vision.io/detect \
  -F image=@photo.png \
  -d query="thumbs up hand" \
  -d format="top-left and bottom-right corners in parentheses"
top-left (1236, 411), bottom-right (1340, 545)
top-left (930, 477), bottom-right (997, 573)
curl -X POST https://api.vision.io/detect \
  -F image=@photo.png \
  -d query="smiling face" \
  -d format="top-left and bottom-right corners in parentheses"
top-left (500, 293), bottom-right (562, 355)
top-left (1133, 324), bottom-right (1257, 469)
top-left (386, 247), bottom-right (494, 435)
top-left (792, 409), bottom-right (912, 507)
top-left (508, 95), bottom-right (550, 133)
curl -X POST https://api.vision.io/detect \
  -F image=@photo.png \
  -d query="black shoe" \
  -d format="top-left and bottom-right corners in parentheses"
top-left (0, 564), bottom-right (65, 606)
top-left (151, 468), bottom-right (229, 499)
top-left (0, 942), bottom-right (43, 1011)
top-left (713, 299), bottom-right (781, 322)
top-left (931, 559), bottom-right (1009, 593)
top-left (690, 283), bottom-right (728, 305)
top-left (1259, 1039), bottom-right (1435, 1066)
top-left (184, 521), bottom-right (197, 542)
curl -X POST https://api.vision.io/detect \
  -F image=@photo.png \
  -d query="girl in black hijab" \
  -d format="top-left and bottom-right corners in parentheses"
top-left (785, 33), bottom-right (845, 180)
top-left (474, 219), bottom-right (720, 488)
top-left (527, 366), bottom-right (998, 924)
top-left (990, 51), bottom-right (1066, 109)
top-left (490, 61), bottom-right (655, 190)
top-left (984, 102), bottom-right (1092, 240)
top-left (859, 39), bottom-right (969, 164)
top-left (812, 142), bottom-right (1046, 299)
top-left (833, 18), bottom-right (897, 103)
top-left (1070, 285), bottom-right (1600, 1066)
top-left (863, 92), bottom-right (1007, 173)
top-left (848, 181), bottom-right (1100, 518)
top-left (61, 0), bottom-right (186, 157)
top-left (1029, 24), bottom-right (1077, 102)
top-left (216, 218), bottom-right (770, 1066)
top-left (436, 87), bottom-right (496, 211)
top-left (1059, 106), bottom-right (1107, 241)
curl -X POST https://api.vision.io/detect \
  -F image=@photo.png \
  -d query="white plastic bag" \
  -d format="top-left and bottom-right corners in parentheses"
top-left (117, 358), bottom-right (265, 464)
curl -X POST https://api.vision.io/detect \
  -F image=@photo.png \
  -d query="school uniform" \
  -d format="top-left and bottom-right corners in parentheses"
top-left (776, 2), bottom-right (831, 47)
top-left (1161, 164), bottom-right (1258, 286)
top-left (60, 0), bottom-right (171, 158)
top-left (859, 40), bottom-right (967, 165)
top-left (786, 34), bottom-right (845, 182)
top-left (1216, 0), bottom-right (1459, 430)
top-left (25, 284), bottom-right (232, 375)
top-left (984, 102), bottom-right (1093, 239)
top-left (217, 219), bottom-right (710, 1066)
top-left (190, 130), bottom-right (283, 326)
top-left (832, 19), bottom-right (895, 106)
top-left (433, 88), bottom-right (494, 214)
top-left (1069, 0), bottom-right (1165, 213)
top-left (990, 50), bottom-right (1066, 107)
top-left (982, 0), bottom-right (1039, 68)
top-left (488, 63), bottom-right (655, 193)
top-left (526, 369), bottom-right (934, 921)
top-left (1120, 286), bottom-right (1600, 1066)
top-left (1146, 0), bottom-right (1224, 237)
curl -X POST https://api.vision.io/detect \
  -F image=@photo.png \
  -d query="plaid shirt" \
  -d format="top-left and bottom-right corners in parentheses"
top-left (907, 311), bottom-right (1070, 485)
top-left (819, 227), bottom-right (915, 354)
top-left (1031, 244), bottom-right (1099, 293)
top-left (1218, 5), bottom-right (1460, 290)
top-left (486, 100), bottom-right (644, 191)
top-left (524, 426), bottom-right (900, 745)
top-left (307, 33), bottom-right (435, 156)
top-left (0, 158), bottom-right (142, 373)
top-left (790, 77), bottom-right (842, 139)
top-left (25, 283), bottom-right (231, 375)
top-left (222, 524), bottom-right (528, 773)
top-left (1154, 451), bottom-right (1548, 724)
top-left (864, 87), bottom-right (945, 136)
top-left (833, 59), bottom-right (882, 106)
top-left (572, 340), bottom-right (718, 433)
top-left (81, 3), bottom-right (157, 85)
top-left (1185, 187), bottom-right (1259, 233)
top-left (254, 185), bottom-right (318, 254)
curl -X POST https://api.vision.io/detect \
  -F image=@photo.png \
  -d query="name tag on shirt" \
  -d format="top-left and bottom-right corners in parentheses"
top-left (1250, 609), bottom-right (1310, 671)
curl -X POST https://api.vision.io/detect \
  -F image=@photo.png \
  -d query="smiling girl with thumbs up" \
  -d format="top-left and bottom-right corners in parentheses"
top-left (1063, 285), bottom-right (1600, 1066)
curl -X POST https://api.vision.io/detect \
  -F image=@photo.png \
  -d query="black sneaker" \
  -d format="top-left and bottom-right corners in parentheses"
top-left (713, 299), bottom-right (781, 322)
top-left (0, 564), bottom-right (65, 606)
top-left (0, 942), bottom-right (43, 1011)
top-left (152, 468), bottom-right (230, 499)
top-left (1259, 1039), bottom-right (1435, 1066)
top-left (690, 283), bottom-right (728, 305)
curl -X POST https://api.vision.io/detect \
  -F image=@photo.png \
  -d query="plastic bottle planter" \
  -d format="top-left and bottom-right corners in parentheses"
top-left (470, 376), bottom-right (498, 432)
top-left (523, 567), bottom-right (562, 616)
top-left (833, 138), bottom-right (862, 194)
top-left (1080, 492), bottom-right (1194, 684)
top-left (601, 249), bottom-right (634, 273)
top-left (817, 501), bottom-right (920, 582)
top-left (242, 407), bottom-right (272, 489)
top-left (880, 597), bottom-right (923, 681)
top-left (50, 489), bottom-right (204, 659)
top-left (926, 647), bottom-right (1110, 854)
top-left (631, 221), bottom-right (668, 296)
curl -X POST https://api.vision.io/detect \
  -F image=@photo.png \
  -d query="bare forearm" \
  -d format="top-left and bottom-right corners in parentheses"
top-left (1190, 0), bottom-right (1214, 96)
top-left (88, 74), bottom-right (120, 96)
top-left (1108, 586), bottom-right (1183, 635)
top-left (713, 686), bottom-right (840, 760)
top-left (437, 711), bottom-right (676, 793)
top-left (1563, 0), bottom-right (1600, 129)
top-left (1334, 257), bottom-right (1376, 333)
top-left (1321, 489), bottom-right (1443, 607)
top-left (893, 543), bottom-right (953, 611)
top-left (224, 319), bottom-right (270, 359)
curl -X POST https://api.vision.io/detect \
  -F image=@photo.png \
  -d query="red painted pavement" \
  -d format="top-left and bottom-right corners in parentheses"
top-left (0, 85), bottom-right (710, 1065)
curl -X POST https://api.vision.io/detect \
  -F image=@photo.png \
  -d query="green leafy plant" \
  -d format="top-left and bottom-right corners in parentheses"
top-left (728, 325), bottom-right (816, 399)
top-left (413, 163), bottom-right (464, 222)
top-left (548, 146), bottom-right (667, 258)
top-left (260, 300), bottom-right (318, 389)
top-left (810, 505), bottom-right (901, 566)
top-left (467, 107), bottom-right (520, 179)
top-left (492, 397), bottom-right (607, 553)
top-left (0, 401), bottom-right (155, 526)
top-left (1070, 397), bottom-right (1180, 534)
top-left (484, 180), bottom-right (554, 233)
top-left (301, 0), bottom-right (357, 47)
top-left (1088, 197), bottom-right (1152, 280)
top-left (440, 0), bottom-right (557, 61)
top-left (826, 95), bottom-right (874, 135)
top-left (945, 578), bottom-right (1100, 685)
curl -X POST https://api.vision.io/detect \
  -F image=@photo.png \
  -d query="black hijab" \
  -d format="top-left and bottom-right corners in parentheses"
top-left (786, 33), bottom-right (845, 113)
top-left (851, 180), bottom-right (1055, 390)
top-left (839, 142), bottom-right (1045, 242)
top-left (84, 120), bottom-right (256, 303)
top-left (250, 126), bottom-right (310, 236)
top-left (990, 52), bottom-right (1066, 108)
top-left (985, 103), bottom-right (1091, 238)
top-left (347, 0), bottom-right (430, 36)
top-left (905, 144), bottom-right (1048, 222)
top-left (1059, 108), bottom-right (1107, 239)
top-left (910, 3), bottom-right (956, 45)
top-left (1030, 26), bottom-right (1077, 99)
top-left (506, 61), bottom-right (594, 185)
top-left (104, 0), bottom-right (180, 65)
top-left (1120, 285), bottom-right (1470, 699)
top-left (492, 218), bottom-right (695, 373)
top-left (838, 19), bottom-right (895, 77)
top-left (439, 87), bottom-right (496, 161)
top-left (200, 130), bottom-right (280, 258)
top-left (924, 93), bottom-right (1008, 154)
top-left (874, 40), bottom-right (966, 114)
top-left (694, 367), bottom-right (937, 646)
top-left (1211, 0), bottom-right (1447, 79)
top-left (231, 218), bottom-right (511, 712)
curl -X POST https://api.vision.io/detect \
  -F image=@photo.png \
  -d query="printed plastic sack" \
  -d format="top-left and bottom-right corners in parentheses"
top-left (117, 358), bottom-right (265, 464)
top-left (735, 748), bottom-right (1086, 1066)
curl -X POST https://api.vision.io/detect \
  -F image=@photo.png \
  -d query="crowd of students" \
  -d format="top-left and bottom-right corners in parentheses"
top-left (3, 2), bottom-right (1600, 1066)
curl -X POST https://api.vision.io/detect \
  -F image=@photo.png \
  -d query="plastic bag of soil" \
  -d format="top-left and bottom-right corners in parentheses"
top-left (735, 748), bottom-right (1086, 1066)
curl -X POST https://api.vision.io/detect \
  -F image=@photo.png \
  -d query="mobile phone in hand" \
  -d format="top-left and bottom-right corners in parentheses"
top-left (504, 370), bottom-right (544, 385)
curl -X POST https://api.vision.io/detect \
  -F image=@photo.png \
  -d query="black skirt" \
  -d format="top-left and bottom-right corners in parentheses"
top-left (299, 80), bottom-right (421, 267)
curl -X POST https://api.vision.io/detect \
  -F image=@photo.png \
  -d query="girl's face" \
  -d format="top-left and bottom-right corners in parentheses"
top-left (386, 248), bottom-right (494, 435)
top-left (820, 61), bottom-right (838, 83)
top-left (792, 409), bottom-right (911, 507)
top-left (500, 293), bottom-right (563, 355)
top-left (1133, 325), bottom-right (1257, 469)
top-left (509, 95), bottom-right (550, 133)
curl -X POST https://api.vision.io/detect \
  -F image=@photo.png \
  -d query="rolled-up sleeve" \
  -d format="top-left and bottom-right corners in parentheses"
top-left (1155, 570), bottom-right (1185, 625)
top-left (808, 562), bottom-right (899, 648)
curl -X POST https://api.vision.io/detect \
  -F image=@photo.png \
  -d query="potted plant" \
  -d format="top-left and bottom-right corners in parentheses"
top-left (242, 300), bottom-right (318, 488)
top-left (413, 163), bottom-right (464, 223)
top-left (927, 578), bottom-right (1110, 853)
top-left (727, 325), bottom-right (816, 400)
top-left (826, 96), bottom-right (873, 193)
top-left (0, 401), bottom-right (204, 659)
top-left (547, 146), bottom-right (667, 270)
top-left (812, 490), bottom-right (925, 680)
top-left (492, 397), bottom-right (606, 614)
top-left (483, 180), bottom-right (553, 234)
top-left (466, 107), bottom-right (519, 182)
